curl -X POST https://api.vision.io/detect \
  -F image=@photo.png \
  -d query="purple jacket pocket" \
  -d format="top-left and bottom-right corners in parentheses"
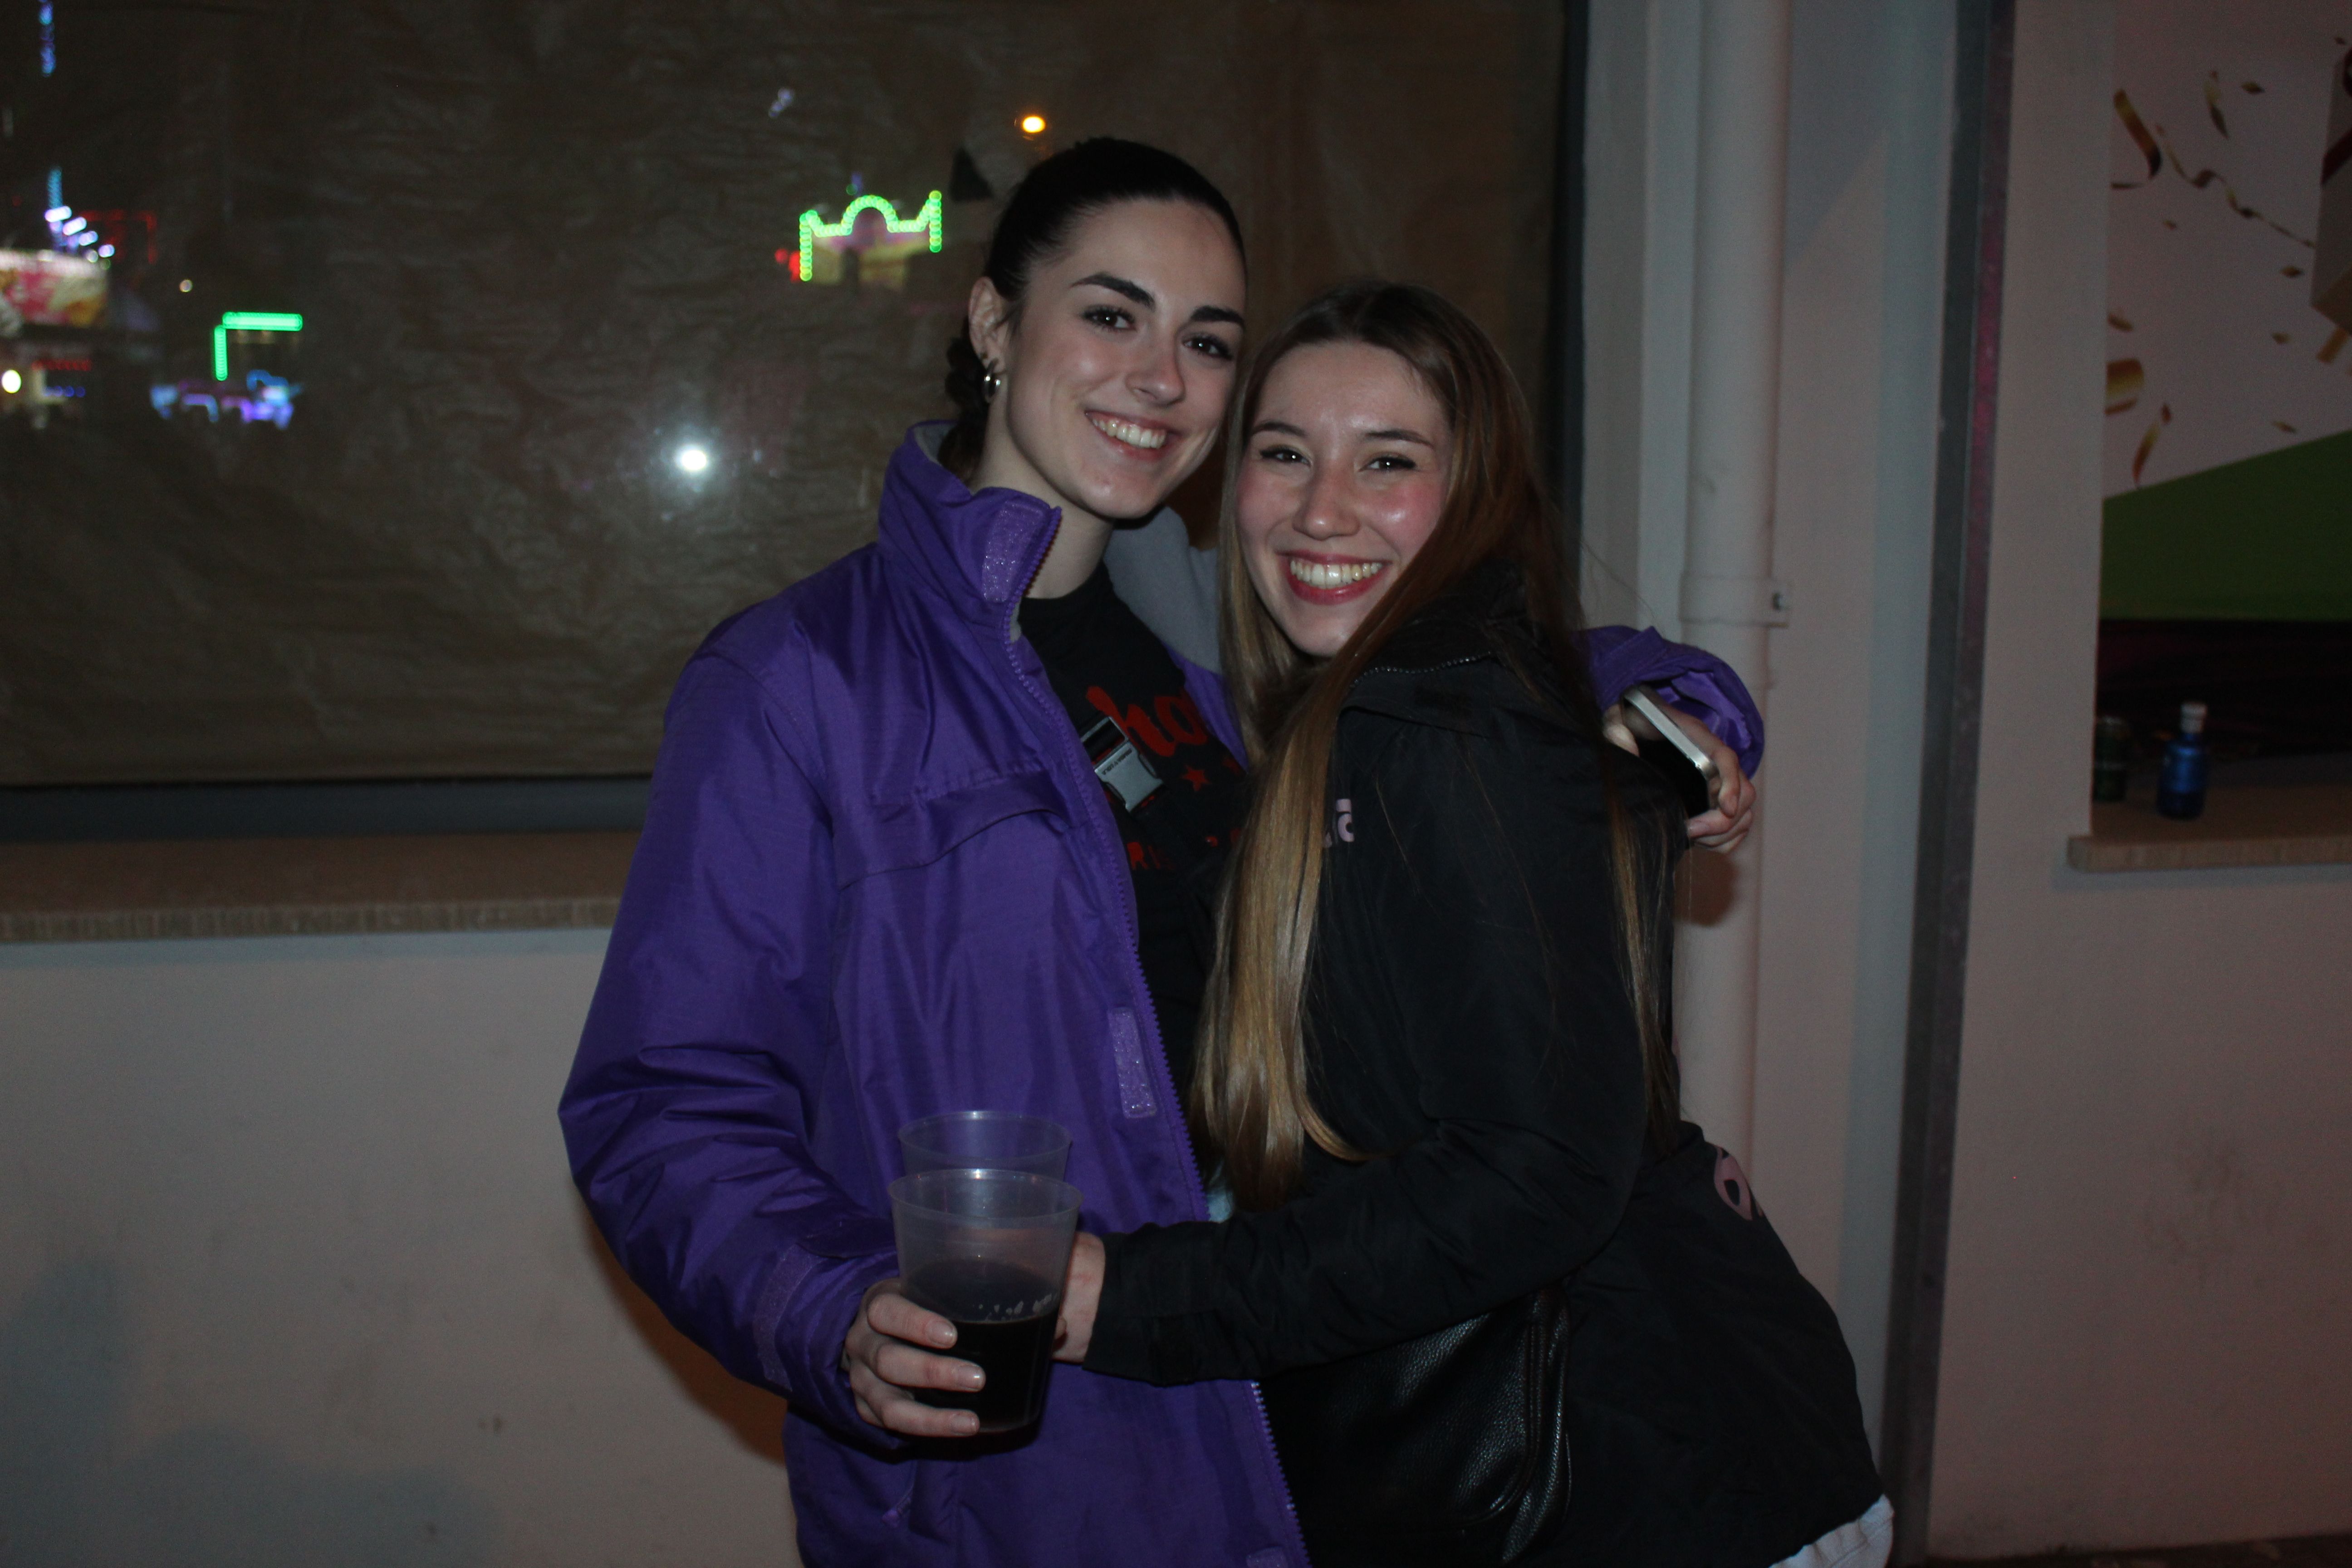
top-left (1108, 1007), bottom-right (1159, 1118)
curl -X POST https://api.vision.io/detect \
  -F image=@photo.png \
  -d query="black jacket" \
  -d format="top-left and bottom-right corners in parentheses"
top-left (1087, 567), bottom-right (1881, 1565)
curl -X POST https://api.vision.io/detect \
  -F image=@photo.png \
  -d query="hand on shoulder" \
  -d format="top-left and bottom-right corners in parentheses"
top-left (1601, 702), bottom-right (1758, 853)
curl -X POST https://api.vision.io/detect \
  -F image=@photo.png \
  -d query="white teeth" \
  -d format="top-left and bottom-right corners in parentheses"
top-left (1288, 558), bottom-right (1385, 588)
top-left (1091, 414), bottom-right (1168, 450)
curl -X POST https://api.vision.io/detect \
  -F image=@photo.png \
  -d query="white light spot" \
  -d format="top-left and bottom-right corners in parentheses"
top-left (1, 369), bottom-right (20, 394)
top-left (768, 88), bottom-right (795, 117)
top-left (179, 279), bottom-right (193, 292)
top-left (674, 444), bottom-right (712, 475)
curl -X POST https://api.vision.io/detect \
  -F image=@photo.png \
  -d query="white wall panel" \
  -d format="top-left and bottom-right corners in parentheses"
top-left (0, 931), bottom-right (799, 1568)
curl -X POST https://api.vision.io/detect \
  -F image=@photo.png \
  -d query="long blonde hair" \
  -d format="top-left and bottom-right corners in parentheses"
top-left (1192, 282), bottom-right (1678, 1211)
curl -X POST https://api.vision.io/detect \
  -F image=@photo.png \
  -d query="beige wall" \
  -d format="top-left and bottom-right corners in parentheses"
top-left (1752, 0), bottom-right (1957, 1446)
top-left (1583, 0), bottom-right (1956, 1447)
top-left (1927, 3), bottom-right (2352, 1553)
top-left (0, 931), bottom-right (800, 1568)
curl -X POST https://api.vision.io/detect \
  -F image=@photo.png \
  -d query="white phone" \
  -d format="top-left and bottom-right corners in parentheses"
top-left (1620, 685), bottom-right (1723, 817)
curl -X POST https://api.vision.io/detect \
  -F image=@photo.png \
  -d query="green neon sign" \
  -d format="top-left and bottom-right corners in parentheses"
top-left (214, 312), bottom-right (305, 382)
top-left (796, 191), bottom-right (943, 282)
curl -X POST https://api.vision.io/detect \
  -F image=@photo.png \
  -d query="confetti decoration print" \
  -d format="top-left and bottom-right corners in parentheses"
top-left (2131, 404), bottom-right (2172, 487)
top-left (2107, 358), bottom-right (2145, 414)
top-left (2109, 89), bottom-right (2316, 246)
top-left (2154, 123), bottom-right (2316, 247)
top-left (2114, 90), bottom-right (2164, 187)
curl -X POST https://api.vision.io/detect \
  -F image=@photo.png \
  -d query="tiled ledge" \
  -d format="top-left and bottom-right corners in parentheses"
top-left (0, 833), bottom-right (637, 944)
top-left (2066, 784), bottom-right (2352, 873)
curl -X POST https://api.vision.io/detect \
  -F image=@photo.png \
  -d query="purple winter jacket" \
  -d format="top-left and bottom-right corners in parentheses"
top-left (560, 426), bottom-right (1763, 1568)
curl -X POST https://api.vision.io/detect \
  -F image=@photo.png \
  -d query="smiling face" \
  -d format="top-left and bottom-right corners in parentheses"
top-left (1235, 341), bottom-right (1454, 658)
top-left (969, 199), bottom-right (1245, 529)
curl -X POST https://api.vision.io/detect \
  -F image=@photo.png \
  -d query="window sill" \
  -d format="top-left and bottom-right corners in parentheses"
top-left (2065, 784), bottom-right (2352, 872)
top-left (0, 833), bottom-right (636, 944)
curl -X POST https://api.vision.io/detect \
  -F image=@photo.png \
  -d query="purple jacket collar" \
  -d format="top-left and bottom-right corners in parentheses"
top-left (876, 424), bottom-right (1062, 627)
top-left (878, 422), bottom-right (1247, 756)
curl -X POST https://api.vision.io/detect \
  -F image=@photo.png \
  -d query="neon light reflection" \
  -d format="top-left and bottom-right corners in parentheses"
top-left (153, 369), bottom-right (302, 429)
top-left (212, 311), bottom-right (304, 383)
top-left (795, 191), bottom-right (942, 283)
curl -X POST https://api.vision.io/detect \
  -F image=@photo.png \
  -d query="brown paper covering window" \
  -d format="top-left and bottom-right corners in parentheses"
top-left (1, 1), bottom-right (1565, 787)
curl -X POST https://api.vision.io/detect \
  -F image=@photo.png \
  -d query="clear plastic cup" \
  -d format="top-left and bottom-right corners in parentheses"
top-left (898, 1111), bottom-right (1071, 1180)
top-left (887, 1169), bottom-right (1083, 1433)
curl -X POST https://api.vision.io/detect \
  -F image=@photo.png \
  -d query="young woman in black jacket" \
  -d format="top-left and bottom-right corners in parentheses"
top-left (1043, 282), bottom-right (1891, 1566)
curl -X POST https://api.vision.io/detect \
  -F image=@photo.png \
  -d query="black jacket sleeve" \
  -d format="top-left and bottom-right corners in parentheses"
top-left (1086, 690), bottom-right (1662, 1385)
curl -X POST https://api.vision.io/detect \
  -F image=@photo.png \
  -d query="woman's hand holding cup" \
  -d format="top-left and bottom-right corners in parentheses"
top-left (843, 1278), bottom-right (986, 1438)
top-left (858, 1166), bottom-right (1084, 1437)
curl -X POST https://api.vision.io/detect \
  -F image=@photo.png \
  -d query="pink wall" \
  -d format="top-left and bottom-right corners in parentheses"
top-left (1927, 4), bottom-right (2352, 1553)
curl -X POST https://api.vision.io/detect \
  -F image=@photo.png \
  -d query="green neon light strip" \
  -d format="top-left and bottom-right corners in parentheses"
top-left (213, 312), bottom-right (304, 383)
top-left (797, 191), bottom-right (943, 280)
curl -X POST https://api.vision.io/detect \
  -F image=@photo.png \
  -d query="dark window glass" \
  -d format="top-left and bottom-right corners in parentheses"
top-left (2, 1), bottom-right (1565, 785)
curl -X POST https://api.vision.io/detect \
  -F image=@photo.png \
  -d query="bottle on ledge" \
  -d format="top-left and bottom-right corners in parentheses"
top-left (2092, 714), bottom-right (2131, 803)
top-left (2156, 701), bottom-right (2208, 821)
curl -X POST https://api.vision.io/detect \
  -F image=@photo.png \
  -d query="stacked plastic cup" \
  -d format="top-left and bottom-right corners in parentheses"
top-left (897, 1111), bottom-right (1072, 1180)
top-left (887, 1168), bottom-right (1083, 1432)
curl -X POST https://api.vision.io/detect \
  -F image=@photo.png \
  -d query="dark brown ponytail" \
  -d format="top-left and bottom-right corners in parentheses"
top-left (939, 334), bottom-right (993, 477)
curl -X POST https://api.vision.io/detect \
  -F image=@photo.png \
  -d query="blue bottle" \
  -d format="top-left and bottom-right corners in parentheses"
top-left (2156, 701), bottom-right (2208, 820)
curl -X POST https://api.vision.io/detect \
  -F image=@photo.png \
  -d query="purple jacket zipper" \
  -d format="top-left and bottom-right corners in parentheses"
top-left (999, 505), bottom-right (1310, 1568)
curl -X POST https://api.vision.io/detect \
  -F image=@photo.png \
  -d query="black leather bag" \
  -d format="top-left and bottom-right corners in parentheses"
top-left (1259, 1284), bottom-right (1573, 1567)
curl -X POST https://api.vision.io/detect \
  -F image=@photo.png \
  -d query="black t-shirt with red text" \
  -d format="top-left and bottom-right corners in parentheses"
top-left (1019, 563), bottom-right (1249, 1099)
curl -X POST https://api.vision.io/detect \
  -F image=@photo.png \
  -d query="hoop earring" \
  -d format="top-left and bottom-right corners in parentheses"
top-left (981, 363), bottom-right (1003, 404)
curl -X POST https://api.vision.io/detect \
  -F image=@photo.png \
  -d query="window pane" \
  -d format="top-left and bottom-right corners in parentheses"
top-left (2, 0), bottom-right (1563, 784)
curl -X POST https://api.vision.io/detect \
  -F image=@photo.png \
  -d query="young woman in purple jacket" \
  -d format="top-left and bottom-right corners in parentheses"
top-left (560, 141), bottom-right (1762, 1567)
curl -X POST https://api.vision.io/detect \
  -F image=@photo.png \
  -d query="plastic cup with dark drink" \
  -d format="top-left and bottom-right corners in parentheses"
top-left (887, 1168), bottom-right (1083, 1434)
top-left (899, 1111), bottom-right (1072, 1180)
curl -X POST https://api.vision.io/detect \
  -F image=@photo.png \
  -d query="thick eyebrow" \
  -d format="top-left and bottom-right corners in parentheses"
top-left (1073, 272), bottom-right (1243, 328)
top-left (1246, 420), bottom-right (1436, 446)
top-left (1073, 272), bottom-right (1153, 306)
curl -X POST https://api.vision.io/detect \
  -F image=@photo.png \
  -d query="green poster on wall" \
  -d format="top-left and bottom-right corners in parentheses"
top-left (2101, 429), bottom-right (2352, 621)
